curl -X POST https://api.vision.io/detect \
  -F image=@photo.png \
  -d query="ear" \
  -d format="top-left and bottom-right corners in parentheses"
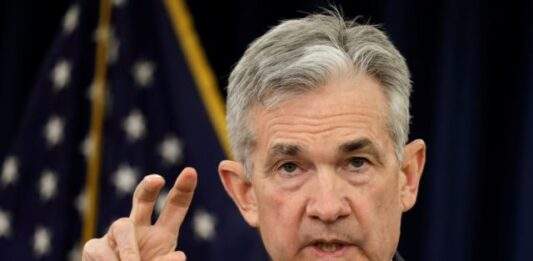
top-left (218, 160), bottom-right (258, 227)
top-left (399, 139), bottom-right (426, 212)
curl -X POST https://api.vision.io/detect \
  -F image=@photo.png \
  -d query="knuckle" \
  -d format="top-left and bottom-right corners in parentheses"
top-left (82, 238), bottom-right (106, 258)
top-left (119, 245), bottom-right (137, 256)
top-left (111, 217), bottom-right (132, 230)
top-left (82, 239), bottom-right (100, 253)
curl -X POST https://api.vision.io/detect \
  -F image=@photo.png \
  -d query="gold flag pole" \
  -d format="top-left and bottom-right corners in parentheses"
top-left (82, 0), bottom-right (112, 243)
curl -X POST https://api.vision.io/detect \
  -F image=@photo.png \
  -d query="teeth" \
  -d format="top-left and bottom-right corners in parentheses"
top-left (317, 242), bottom-right (340, 252)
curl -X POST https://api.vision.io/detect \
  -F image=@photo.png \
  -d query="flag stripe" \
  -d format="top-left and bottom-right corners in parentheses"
top-left (163, 0), bottom-right (232, 158)
top-left (82, 0), bottom-right (112, 243)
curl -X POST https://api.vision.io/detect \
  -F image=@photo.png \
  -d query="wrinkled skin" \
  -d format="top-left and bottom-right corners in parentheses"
top-left (219, 73), bottom-right (426, 261)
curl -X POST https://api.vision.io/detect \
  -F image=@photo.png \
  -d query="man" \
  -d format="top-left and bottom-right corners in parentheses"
top-left (82, 11), bottom-right (426, 261)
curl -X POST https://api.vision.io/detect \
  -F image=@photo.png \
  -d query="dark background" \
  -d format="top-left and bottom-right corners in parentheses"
top-left (1, 0), bottom-right (532, 260)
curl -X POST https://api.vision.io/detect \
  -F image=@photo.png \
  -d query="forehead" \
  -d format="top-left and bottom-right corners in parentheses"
top-left (250, 73), bottom-right (391, 151)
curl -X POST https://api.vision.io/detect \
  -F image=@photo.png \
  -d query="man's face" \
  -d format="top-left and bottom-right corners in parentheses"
top-left (248, 74), bottom-right (406, 261)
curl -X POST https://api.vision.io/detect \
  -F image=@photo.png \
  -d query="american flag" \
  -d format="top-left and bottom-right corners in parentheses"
top-left (0, 0), bottom-right (266, 260)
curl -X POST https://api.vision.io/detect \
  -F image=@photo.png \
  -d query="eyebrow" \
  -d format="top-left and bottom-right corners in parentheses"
top-left (338, 138), bottom-right (384, 166)
top-left (269, 143), bottom-right (301, 157)
top-left (263, 143), bottom-right (302, 171)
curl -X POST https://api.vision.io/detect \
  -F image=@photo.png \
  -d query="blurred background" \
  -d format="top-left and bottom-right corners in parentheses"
top-left (1, 0), bottom-right (532, 260)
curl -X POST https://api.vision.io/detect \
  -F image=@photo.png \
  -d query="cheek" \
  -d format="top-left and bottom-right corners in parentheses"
top-left (350, 172), bottom-right (400, 222)
top-left (374, 171), bottom-right (401, 209)
top-left (357, 172), bottom-right (402, 256)
top-left (374, 178), bottom-right (402, 229)
top-left (256, 185), bottom-right (304, 258)
top-left (258, 188), bottom-right (285, 222)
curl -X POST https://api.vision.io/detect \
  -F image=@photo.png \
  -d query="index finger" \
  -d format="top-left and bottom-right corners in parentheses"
top-left (129, 174), bottom-right (165, 225)
top-left (155, 167), bottom-right (197, 236)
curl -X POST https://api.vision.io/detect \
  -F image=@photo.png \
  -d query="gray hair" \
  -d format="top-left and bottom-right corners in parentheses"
top-left (226, 11), bottom-right (411, 176)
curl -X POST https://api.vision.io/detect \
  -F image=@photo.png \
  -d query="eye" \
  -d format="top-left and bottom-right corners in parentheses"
top-left (347, 157), bottom-right (369, 172)
top-left (281, 162), bottom-right (297, 172)
top-left (277, 162), bottom-right (302, 177)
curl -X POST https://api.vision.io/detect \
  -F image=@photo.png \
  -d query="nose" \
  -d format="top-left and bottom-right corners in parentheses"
top-left (305, 170), bottom-right (351, 223)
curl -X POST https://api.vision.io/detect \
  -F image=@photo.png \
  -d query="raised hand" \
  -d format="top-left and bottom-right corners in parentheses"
top-left (82, 167), bottom-right (198, 261)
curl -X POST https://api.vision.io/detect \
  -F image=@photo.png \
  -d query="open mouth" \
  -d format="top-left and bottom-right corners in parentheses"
top-left (310, 241), bottom-right (350, 257)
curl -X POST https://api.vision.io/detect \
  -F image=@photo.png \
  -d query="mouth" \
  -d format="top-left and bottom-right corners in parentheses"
top-left (308, 240), bottom-right (351, 257)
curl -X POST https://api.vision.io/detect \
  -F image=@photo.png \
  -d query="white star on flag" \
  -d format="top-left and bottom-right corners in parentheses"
top-left (158, 136), bottom-right (184, 165)
top-left (112, 0), bottom-right (127, 8)
top-left (1, 156), bottom-right (19, 187)
top-left (112, 164), bottom-right (139, 195)
top-left (91, 26), bottom-right (119, 65)
top-left (155, 190), bottom-right (168, 215)
top-left (123, 109), bottom-right (146, 142)
top-left (193, 209), bottom-right (217, 241)
top-left (33, 226), bottom-right (52, 257)
top-left (0, 209), bottom-right (11, 238)
top-left (107, 27), bottom-right (120, 64)
top-left (44, 115), bottom-right (65, 147)
top-left (68, 243), bottom-right (82, 261)
top-left (86, 81), bottom-right (103, 101)
top-left (74, 190), bottom-right (86, 217)
top-left (86, 81), bottom-right (113, 116)
top-left (132, 60), bottom-right (156, 87)
top-left (80, 135), bottom-right (94, 160)
top-left (93, 25), bottom-right (110, 44)
top-left (50, 59), bottom-right (71, 91)
top-left (38, 170), bottom-right (58, 201)
top-left (63, 5), bottom-right (80, 34)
